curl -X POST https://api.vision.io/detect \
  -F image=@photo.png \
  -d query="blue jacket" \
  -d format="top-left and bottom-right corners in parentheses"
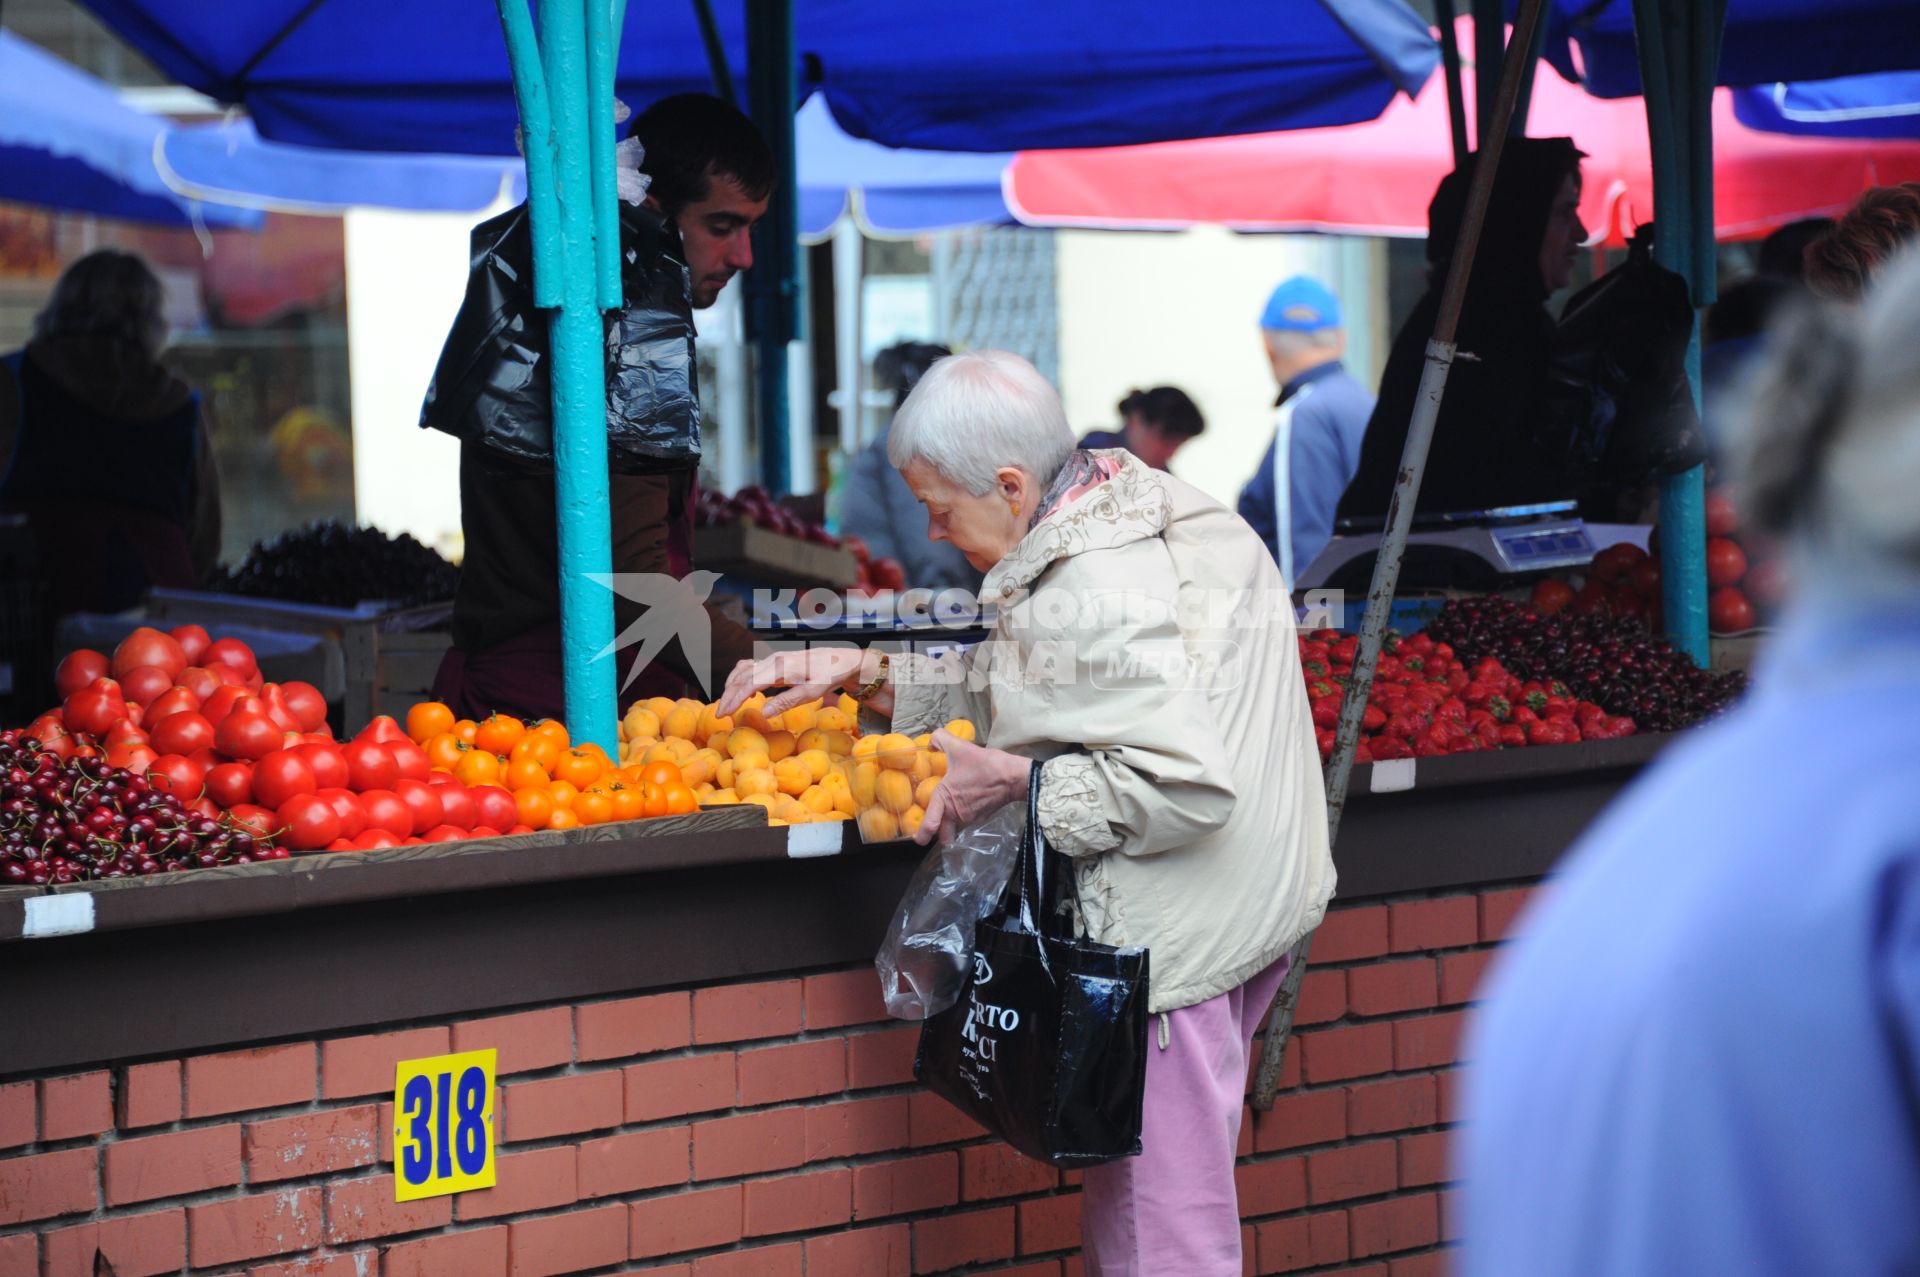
top-left (1235, 362), bottom-right (1375, 586)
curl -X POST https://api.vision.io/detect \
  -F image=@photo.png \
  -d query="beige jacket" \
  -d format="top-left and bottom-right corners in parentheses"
top-left (888, 451), bottom-right (1335, 1012)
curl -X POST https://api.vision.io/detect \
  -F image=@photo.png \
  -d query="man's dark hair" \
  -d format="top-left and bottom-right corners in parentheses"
top-left (875, 341), bottom-right (952, 410)
top-left (628, 93), bottom-right (775, 217)
top-left (1758, 217), bottom-right (1834, 282)
top-left (1118, 386), bottom-right (1205, 439)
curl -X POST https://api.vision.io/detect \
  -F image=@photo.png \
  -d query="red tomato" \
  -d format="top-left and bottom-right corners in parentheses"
top-left (359, 789), bottom-right (413, 837)
top-left (421, 825), bottom-right (465, 843)
top-left (118, 664), bottom-right (174, 707)
top-left (296, 742), bottom-right (351, 790)
top-left (1529, 579), bottom-right (1575, 616)
top-left (203, 637), bottom-right (259, 680)
top-left (1628, 555), bottom-right (1661, 599)
top-left (252, 748), bottom-right (319, 809)
top-left (205, 761), bottom-right (254, 808)
top-left (424, 770), bottom-right (458, 788)
top-left (54, 649), bottom-right (108, 700)
top-left (190, 796), bottom-right (222, 822)
top-left (215, 708), bottom-right (283, 761)
top-left (1709, 586), bottom-right (1756, 634)
top-left (103, 718), bottom-right (149, 749)
top-left (1589, 542), bottom-right (1648, 585)
top-left (280, 681), bottom-right (329, 733)
top-left (352, 828), bottom-right (401, 850)
top-left (106, 741), bottom-right (157, 773)
top-left (226, 803), bottom-right (282, 841)
top-left (177, 666), bottom-right (223, 700)
top-left (149, 710), bottom-right (215, 757)
top-left (1610, 587), bottom-right (1649, 622)
top-left (260, 684), bottom-right (304, 733)
top-left (146, 754), bottom-right (205, 800)
top-left (470, 826), bottom-right (502, 840)
top-left (1569, 580), bottom-right (1612, 617)
top-left (1746, 556), bottom-right (1788, 608)
top-left (356, 715), bottom-right (410, 745)
top-left (144, 686), bottom-right (201, 722)
top-left (507, 824), bottom-right (535, 836)
top-left (112, 627), bottom-right (187, 681)
top-left (26, 714), bottom-right (74, 758)
top-left (187, 746), bottom-right (219, 773)
top-left (386, 740), bottom-right (431, 782)
top-left (470, 784), bottom-right (519, 831)
top-left (314, 787), bottom-right (368, 839)
top-left (64, 679), bottom-right (129, 737)
top-left (1706, 537), bottom-right (1748, 587)
top-left (200, 685), bottom-right (253, 726)
top-left (1704, 489), bottom-right (1740, 538)
top-left (207, 663), bottom-right (249, 688)
top-left (170, 624), bottom-right (212, 664)
top-left (277, 794), bottom-right (342, 851)
top-left (342, 739), bottom-right (398, 792)
top-left (393, 778), bottom-right (444, 832)
top-left (434, 782), bottom-right (477, 830)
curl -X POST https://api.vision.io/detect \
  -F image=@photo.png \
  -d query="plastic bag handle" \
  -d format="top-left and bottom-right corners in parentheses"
top-left (1012, 761), bottom-right (1065, 941)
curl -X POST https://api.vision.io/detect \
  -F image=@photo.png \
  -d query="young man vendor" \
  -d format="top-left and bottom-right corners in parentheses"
top-left (435, 94), bottom-right (771, 722)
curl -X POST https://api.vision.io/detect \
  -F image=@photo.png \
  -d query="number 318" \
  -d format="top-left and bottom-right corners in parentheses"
top-left (400, 1065), bottom-right (488, 1184)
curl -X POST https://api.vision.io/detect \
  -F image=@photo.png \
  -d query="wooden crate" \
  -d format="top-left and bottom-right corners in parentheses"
top-left (342, 627), bottom-right (454, 728)
top-left (694, 522), bottom-right (859, 589)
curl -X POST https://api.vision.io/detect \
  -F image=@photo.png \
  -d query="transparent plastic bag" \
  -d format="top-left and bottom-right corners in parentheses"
top-left (875, 799), bottom-right (1025, 1020)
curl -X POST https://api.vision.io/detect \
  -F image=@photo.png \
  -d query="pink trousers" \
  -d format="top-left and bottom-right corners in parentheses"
top-left (1080, 954), bottom-right (1293, 1276)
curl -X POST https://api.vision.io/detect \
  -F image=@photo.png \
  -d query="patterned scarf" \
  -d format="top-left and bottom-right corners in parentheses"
top-left (1029, 449), bottom-right (1124, 529)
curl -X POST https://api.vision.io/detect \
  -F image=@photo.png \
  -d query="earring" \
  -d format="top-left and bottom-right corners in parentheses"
top-left (1010, 502), bottom-right (1021, 518)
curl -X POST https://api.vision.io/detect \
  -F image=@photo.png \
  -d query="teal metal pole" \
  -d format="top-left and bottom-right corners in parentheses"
top-left (496, 0), bottom-right (561, 308)
top-left (585, 0), bottom-right (622, 310)
top-left (746, 0), bottom-right (800, 494)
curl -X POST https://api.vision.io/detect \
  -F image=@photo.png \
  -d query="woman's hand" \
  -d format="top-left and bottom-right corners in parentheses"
top-left (716, 646), bottom-right (869, 718)
top-left (916, 730), bottom-right (1033, 845)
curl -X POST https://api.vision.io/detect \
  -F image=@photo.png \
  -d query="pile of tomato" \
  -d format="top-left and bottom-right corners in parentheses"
top-left (1298, 628), bottom-right (1637, 764)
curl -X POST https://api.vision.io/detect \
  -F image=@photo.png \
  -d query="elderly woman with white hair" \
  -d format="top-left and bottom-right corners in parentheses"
top-left (720, 350), bottom-right (1335, 1275)
top-left (1459, 249), bottom-right (1920, 1273)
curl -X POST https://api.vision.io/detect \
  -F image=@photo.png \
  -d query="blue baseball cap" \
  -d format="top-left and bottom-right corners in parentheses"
top-left (1259, 276), bottom-right (1342, 332)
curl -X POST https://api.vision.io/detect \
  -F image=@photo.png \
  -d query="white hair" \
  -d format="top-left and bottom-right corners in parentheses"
top-left (887, 350), bottom-right (1076, 495)
top-left (1265, 328), bottom-right (1343, 357)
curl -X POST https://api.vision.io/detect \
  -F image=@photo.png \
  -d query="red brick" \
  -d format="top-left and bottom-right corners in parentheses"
top-left (251, 1255), bottom-right (379, 1277)
top-left (908, 1090), bottom-right (989, 1146)
top-left (0, 1234), bottom-right (28, 1277)
top-left (455, 1145), bottom-right (578, 1222)
top-left (1347, 958), bottom-right (1439, 1017)
top-left (323, 1173), bottom-right (450, 1244)
top-left (806, 1222), bottom-right (911, 1277)
top-left (184, 1043), bottom-right (315, 1119)
top-left (1350, 1192), bottom-right (1439, 1259)
top-left (692, 1108), bottom-right (806, 1180)
top-left (1235, 1156), bottom-right (1306, 1217)
top-left (578, 1125), bottom-right (689, 1199)
top-left (1017, 1192), bottom-right (1081, 1255)
top-left (1389, 1254), bottom-right (1448, 1277)
top-left (1255, 1208), bottom-right (1348, 1273)
top-left (629, 1184), bottom-right (742, 1259)
top-left (848, 1025), bottom-right (921, 1090)
top-left (320, 1027), bottom-right (451, 1100)
top-left (625, 1053), bottom-right (735, 1123)
top-left (0, 1083), bottom-right (33, 1150)
top-left (246, 1105), bottom-right (379, 1183)
top-left (962, 1143), bottom-right (1057, 1201)
top-left (41, 1206), bottom-right (184, 1277)
top-left (1296, 970), bottom-right (1347, 1026)
top-left (745, 1167), bottom-right (852, 1236)
top-left (853, 1152), bottom-right (958, 1219)
top-left (1254, 1087), bottom-right (1346, 1152)
top-left (806, 1095), bottom-right (911, 1162)
top-left (737, 1038), bottom-right (846, 1106)
top-left (1301, 1023), bottom-right (1393, 1085)
top-left (103, 1124), bottom-right (239, 1206)
top-left (1347, 1076), bottom-right (1439, 1137)
top-left (501, 1070), bottom-right (624, 1142)
top-left (452, 1007), bottom-right (573, 1075)
top-left (1479, 885), bottom-right (1536, 942)
top-left (1398, 1131), bottom-right (1451, 1188)
top-left (692, 980), bottom-right (803, 1045)
top-left (1238, 1104), bottom-right (1255, 1158)
top-left (383, 1224), bottom-right (508, 1277)
top-left (117, 1061), bottom-right (180, 1130)
top-left (39, 1071), bottom-right (111, 1141)
top-left (508, 1202), bottom-right (627, 1276)
top-left (187, 1187), bottom-right (321, 1267)
top-left (803, 968), bottom-right (891, 1030)
top-left (1317, 1267), bottom-right (1388, 1277)
top-left (1393, 1012), bottom-right (1468, 1071)
top-left (1439, 949), bottom-right (1496, 1006)
top-left (1389, 897), bottom-right (1479, 953)
top-left (1307, 1140), bottom-right (1397, 1205)
top-left (1437, 1069), bottom-right (1464, 1123)
top-left (690, 1241), bottom-right (802, 1277)
top-left (912, 1205), bottom-right (1015, 1273)
top-left (1313, 906), bottom-right (1388, 962)
top-left (577, 992), bottom-right (691, 1062)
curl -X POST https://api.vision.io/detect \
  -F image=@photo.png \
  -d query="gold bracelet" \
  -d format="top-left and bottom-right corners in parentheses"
top-left (851, 652), bottom-right (891, 703)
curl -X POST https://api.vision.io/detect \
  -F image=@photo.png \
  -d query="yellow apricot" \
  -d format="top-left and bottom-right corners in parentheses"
top-left (772, 757), bottom-right (812, 797)
top-left (915, 776), bottom-right (940, 809)
top-left (901, 805), bottom-right (925, 837)
top-left (736, 768), bottom-right (778, 799)
top-left (662, 703), bottom-right (701, 743)
top-left (876, 734), bottom-right (917, 770)
top-left (852, 761), bottom-right (879, 807)
top-left (725, 727), bottom-right (769, 760)
top-left (765, 730), bottom-right (797, 763)
top-left (944, 718), bottom-right (977, 742)
top-left (857, 807), bottom-right (900, 843)
top-left (875, 769), bottom-right (915, 815)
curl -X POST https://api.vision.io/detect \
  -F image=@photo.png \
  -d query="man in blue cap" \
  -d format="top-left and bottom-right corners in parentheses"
top-left (1236, 276), bottom-right (1376, 586)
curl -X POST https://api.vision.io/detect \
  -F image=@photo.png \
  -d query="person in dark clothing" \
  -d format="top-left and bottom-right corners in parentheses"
top-left (1338, 137), bottom-right (1588, 521)
top-left (0, 250), bottom-right (221, 626)
top-left (1077, 385), bottom-right (1205, 470)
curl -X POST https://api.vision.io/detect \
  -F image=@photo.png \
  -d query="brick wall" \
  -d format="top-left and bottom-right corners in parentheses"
top-left (0, 881), bottom-right (1536, 1277)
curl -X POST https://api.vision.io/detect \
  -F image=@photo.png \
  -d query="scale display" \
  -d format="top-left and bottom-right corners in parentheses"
top-left (1487, 523), bottom-right (1596, 573)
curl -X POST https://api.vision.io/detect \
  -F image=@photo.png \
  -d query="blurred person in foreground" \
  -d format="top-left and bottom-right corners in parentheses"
top-left (718, 351), bottom-right (1335, 1276)
top-left (1076, 384), bottom-right (1205, 471)
top-left (0, 250), bottom-right (220, 621)
top-left (1235, 275), bottom-right (1375, 586)
top-left (838, 341), bottom-right (982, 594)
top-left (1803, 181), bottom-right (1920, 301)
top-left (1460, 248), bottom-right (1920, 1274)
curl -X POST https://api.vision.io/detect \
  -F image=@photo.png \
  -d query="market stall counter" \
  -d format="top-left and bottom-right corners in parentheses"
top-left (0, 733), bottom-right (1663, 1275)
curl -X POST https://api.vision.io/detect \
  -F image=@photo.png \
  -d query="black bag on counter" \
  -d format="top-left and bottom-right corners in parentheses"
top-left (1542, 224), bottom-right (1708, 486)
top-left (914, 762), bottom-right (1150, 1169)
top-left (420, 201), bottom-right (700, 474)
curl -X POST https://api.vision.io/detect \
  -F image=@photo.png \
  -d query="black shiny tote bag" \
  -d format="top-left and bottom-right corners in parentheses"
top-left (913, 763), bottom-right (1150, 1168)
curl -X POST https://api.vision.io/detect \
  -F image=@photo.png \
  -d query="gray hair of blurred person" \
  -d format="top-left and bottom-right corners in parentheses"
top-left (887, 350), bottom-right (1076, 496)
top-left (1265, 327), bottom-right (1343, 357)
top-left (32, 250), bottom-right (168, 362)
top-left (1728, 245), bottom-right (1920, 593)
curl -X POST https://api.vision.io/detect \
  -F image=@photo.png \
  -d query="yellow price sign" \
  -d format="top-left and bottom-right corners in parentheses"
top-left (393, 1049), bottom-right (497, 1202)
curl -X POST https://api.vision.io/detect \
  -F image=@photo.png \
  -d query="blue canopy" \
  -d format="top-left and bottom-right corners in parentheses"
top-left (1733, 72), bottom-right (1920, 139)
top-left (0, 30), bottom-right (258, 228)
top-left (1526, 0), bottom-right (1920, 100)
top-left (77, 0), bottom-right (1437, 155)
top-left (794, 96), bottom-right (1009, 238)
